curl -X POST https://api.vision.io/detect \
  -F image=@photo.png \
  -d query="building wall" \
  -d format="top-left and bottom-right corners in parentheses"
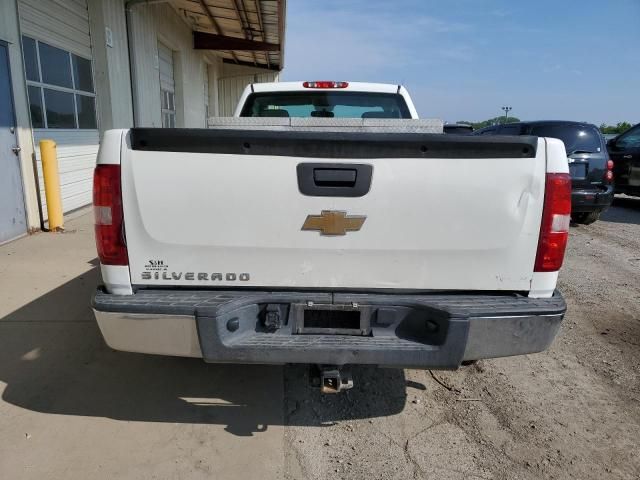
top-left (88, 2), bottom-right (281, 127)
top-left (33, 130), bottom-right (99, 216)
top-left (207, 56), bottom-right (223, 118)
top-left (87, 0), bottom-right (134, 130)
top-left (3, 0), bottom-right (281, 233)
top-left (19, 0), bottom-right (92, 57)
top-left (218, 63), bottom-right (279, 116)
top-left (17, 0), bottom-right (99, 221)
top-left (127, 3), bottom-right (214, 128)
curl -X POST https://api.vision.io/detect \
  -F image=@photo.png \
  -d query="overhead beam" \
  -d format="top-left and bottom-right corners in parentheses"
top-left (194, 31), bottom-right (280, 51)
top-left (222, 57), bottom-right (280, 71)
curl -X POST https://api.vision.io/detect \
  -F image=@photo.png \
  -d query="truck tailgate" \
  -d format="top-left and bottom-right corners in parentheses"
top-left (121, 128), bottom-right (545, 292)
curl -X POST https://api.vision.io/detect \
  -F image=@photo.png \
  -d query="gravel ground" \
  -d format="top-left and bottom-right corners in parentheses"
top-left (283, 196), bottom-right (640, 480)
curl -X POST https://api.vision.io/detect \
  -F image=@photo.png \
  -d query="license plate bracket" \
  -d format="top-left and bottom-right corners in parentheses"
top-left (291, 303), bottom-right (372, 335)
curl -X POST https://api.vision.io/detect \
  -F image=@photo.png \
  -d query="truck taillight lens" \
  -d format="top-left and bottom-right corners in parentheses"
top-left (534, 173), bottom-right (571, 272)
top-left (93, 165), bottom-right (128, 265)
top-left (302, 81), bottom-right (349, 88)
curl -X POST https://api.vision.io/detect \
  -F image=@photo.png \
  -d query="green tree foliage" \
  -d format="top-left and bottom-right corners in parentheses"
top-left (456, 116), bottom-right (521, 130)
top-left (599, 122), bottom-right (633, 135)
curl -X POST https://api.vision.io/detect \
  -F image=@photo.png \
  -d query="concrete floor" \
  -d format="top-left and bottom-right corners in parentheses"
top-left (0, 211), bottom-right (285, 479)
top-left (3, 201), bottom-right (639, 479)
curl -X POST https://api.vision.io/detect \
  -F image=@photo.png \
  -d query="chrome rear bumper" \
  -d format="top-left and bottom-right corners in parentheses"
top-left (93, 289), bottom-right (566, 368)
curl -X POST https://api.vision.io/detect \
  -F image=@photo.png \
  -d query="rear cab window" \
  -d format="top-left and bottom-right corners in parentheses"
top-left (240, 92), bottom-right (412, 119)
top-left (529, 124), bottom-right (603, 155)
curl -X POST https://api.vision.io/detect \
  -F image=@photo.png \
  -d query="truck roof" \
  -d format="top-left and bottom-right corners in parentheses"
top-left (251, 81), bottom-right (402, 94)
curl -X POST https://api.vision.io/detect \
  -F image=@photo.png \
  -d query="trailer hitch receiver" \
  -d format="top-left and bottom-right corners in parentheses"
top-left (319, 366), bottom-right (353, 394)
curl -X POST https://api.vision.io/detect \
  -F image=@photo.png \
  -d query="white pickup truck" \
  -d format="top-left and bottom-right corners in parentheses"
top-left (92, 81), bottom-right (569, 391)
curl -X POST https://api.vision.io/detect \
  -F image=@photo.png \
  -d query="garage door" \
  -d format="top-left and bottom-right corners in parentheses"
top-left (18, 0), bottom-right (98, 219)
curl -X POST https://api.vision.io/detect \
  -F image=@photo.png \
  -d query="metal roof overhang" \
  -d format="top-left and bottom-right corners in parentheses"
top-left (170, 0), bottom-right (285, 71)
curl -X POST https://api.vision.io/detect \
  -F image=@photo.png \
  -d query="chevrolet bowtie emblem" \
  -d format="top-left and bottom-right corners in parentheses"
top-left (301, 210), bottom-right (366, 236)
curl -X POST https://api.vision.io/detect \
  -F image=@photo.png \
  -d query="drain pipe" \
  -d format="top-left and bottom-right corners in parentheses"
top-left (124, 0), bottom-right (169, 126)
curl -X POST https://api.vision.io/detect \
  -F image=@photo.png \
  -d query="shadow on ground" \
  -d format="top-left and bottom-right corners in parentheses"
top-left (0, 267), bottom-right (408, 436)
top-left (600, 196), bottom-right (640, 225)
top-left (283, 365), bottom-right (409, 426)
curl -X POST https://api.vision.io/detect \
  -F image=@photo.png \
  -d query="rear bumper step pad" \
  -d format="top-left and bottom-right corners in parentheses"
top-left (93, 289), bottom-right (566, 369)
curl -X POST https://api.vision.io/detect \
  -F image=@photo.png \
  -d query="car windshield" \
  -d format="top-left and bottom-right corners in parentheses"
top-left (240, 92), bottom-right (411, 119)
top-left (530, 124), bottom-right (602, 154)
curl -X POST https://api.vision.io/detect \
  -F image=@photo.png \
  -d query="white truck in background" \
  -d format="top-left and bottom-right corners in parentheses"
top-left (92, 81), bottom-right (569, 392)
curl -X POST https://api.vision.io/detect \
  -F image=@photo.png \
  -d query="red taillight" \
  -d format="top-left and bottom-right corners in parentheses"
top-left (604, 160), bottom-right (614, 182)
top-left (302, 81), bottom-right (349, 88)
top-left (93, 165), bottom-right (128, 265)
top-left (534, 173), bottom-right (571, 272)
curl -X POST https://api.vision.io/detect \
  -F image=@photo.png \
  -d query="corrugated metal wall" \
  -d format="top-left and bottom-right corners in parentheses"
top-left (18, 0), bottom-right (98, 218)
top-left (33, 130), bottom-right (99, 217)
top-left (18, 0), bottom-right (92, 57)
top-left (16, 0), bottom-right (280, 221)
top-left (128, 3), bottom-right (212, 128)
top-left (87, 0), bottom-right (133, 129)
top-left (218, 72), bottom-right (279, 116)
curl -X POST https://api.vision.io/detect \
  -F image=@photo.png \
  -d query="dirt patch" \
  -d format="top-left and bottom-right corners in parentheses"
top-left (284, 198), bottom-right (640, 479)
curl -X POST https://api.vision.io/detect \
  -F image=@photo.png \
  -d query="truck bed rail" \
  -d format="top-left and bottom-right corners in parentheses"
top-left (206, 117), bottom-right (444, 133)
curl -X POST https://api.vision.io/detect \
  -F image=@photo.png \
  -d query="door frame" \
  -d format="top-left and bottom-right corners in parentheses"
top-left (0, 39), bottom-right (18, 125)
top-left (0, 38), bottom-right (28, 244)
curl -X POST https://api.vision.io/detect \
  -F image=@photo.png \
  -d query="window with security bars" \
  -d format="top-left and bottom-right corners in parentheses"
top-left (22, 36), bottom-right (97, 129)
top-left (158, 42), bottom-right (176, 128)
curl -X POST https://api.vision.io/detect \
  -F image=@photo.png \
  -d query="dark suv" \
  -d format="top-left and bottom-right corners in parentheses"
top-left (475, 121), bottom-right (613, 224)
top-left (607, 123), bottom-right (640, 197)
top-left (443, 123), bottom-right (474, 134)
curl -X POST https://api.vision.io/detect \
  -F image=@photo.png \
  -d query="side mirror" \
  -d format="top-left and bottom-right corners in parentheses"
top-left (607, 138), bottom-right (616, 149)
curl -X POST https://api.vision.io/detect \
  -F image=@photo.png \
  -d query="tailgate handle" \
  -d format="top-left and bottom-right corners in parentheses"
top-left (313, 168), bottom-right (357, 187)
top-left (297, 163), bottom-right (373, 197)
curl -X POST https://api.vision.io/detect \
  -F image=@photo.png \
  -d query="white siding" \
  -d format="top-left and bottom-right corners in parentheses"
top-left (128, 3), bottom-right (212, 128)
top-left (87, 0), bottom-right (133, 129)
top-left (18, 0), bottom-right (92, 58)
top-left (207, 56), bottom-right (223, 118)
top-left (19, 0), bottom-right (98, 218)
top-left (33, 130), bottom-right (99, 219)
top-left (218, 64), bottom-right (279, 116)
top-left (15, 0), bottom-right (280, 227)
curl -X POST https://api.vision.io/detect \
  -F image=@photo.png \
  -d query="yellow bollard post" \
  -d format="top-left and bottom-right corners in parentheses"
top-left (39, 139), bottom-right (64, 231)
